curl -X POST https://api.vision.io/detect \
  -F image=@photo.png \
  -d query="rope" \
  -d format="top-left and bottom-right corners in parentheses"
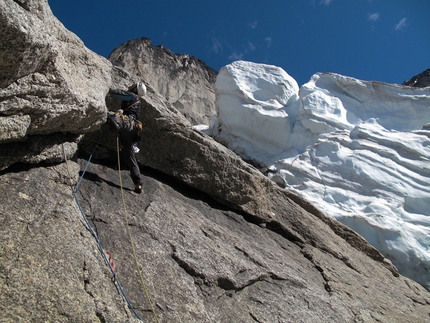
top-left (71, 131), bottom-right (145, 322)
top-left (116, 136), bottom-right (161, 323)
top-left (61, 143), bottom-right (74, 193)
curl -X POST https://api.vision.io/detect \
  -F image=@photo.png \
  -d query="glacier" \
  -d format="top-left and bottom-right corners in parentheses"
top-left (203, 60), bottom-right (430, 290)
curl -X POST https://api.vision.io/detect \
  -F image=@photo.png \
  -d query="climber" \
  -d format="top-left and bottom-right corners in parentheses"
top-left (107, 82), bottom-right (147, 194)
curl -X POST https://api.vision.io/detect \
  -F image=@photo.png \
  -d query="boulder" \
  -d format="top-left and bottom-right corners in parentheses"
top-left (0, 0), bottom-right (112, 170)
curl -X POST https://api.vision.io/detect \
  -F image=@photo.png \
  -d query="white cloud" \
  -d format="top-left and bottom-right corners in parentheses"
top-left (248, 21), bottom-right (258, 29)
top-left (248, 42), bottom-right (256, 51)
top-left (296, 14), bottom-right (305, 25)
top-left (228, 51), bottom-right (243, 61)
top-left (367, 13), bottom-right (380, 22)
top-left (265, 36), bottom-right (272, 48)
top-left (395, 18), bottom-right (407, 31)
top-left (210, 35), bottom-right (223, 54)
top-left (319, 0), bottom-right (332, 5)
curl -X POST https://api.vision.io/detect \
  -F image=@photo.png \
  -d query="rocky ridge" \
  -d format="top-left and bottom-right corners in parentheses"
top-left (403, 68), bottom-right (430, 88)
top-left (1, 1), bottom-right (430, 322)
top-left (108, 37), bottom-right (217, 126)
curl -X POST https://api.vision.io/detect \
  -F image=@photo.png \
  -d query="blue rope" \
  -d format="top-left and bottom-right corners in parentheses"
top-left (73, 131), bottom-right (144, 322)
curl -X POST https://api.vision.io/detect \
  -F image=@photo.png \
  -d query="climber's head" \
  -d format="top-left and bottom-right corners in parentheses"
top-left (129, 82), bottom-right (147, 97)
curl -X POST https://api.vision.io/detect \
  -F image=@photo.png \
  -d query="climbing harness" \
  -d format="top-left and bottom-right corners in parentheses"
top-left (69, 131), bottom-right (145, 322)
top-left (116, 136), bottom-right (161, 323)
top-left (107, 111), bottom-right (136, 132)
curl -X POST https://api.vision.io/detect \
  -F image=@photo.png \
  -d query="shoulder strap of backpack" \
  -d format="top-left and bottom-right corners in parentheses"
top-left (125, 100), bottom-right (140, 110)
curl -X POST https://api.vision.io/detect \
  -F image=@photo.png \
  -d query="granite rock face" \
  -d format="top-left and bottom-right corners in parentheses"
top-left (2, 127), bottom-right (430, 322)
top-left (108, 37), bottom-right (217, 125)
top-left (0, 0), bottom-right (112, 170)
top-left (1, 1), bottom-right (430, 322)
top-left (0, 162), bottom-right (140, 323)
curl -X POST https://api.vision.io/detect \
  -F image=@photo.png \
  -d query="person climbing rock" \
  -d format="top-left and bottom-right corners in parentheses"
top-left (108, 82), bottom-right (147, 193)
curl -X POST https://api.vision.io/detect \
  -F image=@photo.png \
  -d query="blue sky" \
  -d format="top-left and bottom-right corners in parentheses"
top-left (49, 0), bottom-right (429, 86)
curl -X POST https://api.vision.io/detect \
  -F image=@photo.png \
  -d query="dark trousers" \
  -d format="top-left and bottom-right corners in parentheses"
top-left (119, 129), bottom-right (141, 186)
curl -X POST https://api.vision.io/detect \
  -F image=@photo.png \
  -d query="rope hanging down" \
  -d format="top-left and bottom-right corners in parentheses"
top-left (70, 131), bottom-right (145, 322)
top-left (116, 136), bottom-right (161, 323)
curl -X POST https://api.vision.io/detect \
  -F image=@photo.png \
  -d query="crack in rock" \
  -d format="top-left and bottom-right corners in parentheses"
top-left (170, 244), bottom-right (206, 280)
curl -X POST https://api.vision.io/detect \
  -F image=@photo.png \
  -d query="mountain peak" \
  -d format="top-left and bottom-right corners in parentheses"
top-left (403, 68), bottom-right (430, 88)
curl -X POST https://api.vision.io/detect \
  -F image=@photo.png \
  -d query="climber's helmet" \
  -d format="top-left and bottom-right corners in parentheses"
top-left (129, 82), bottom-right (147, 97)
